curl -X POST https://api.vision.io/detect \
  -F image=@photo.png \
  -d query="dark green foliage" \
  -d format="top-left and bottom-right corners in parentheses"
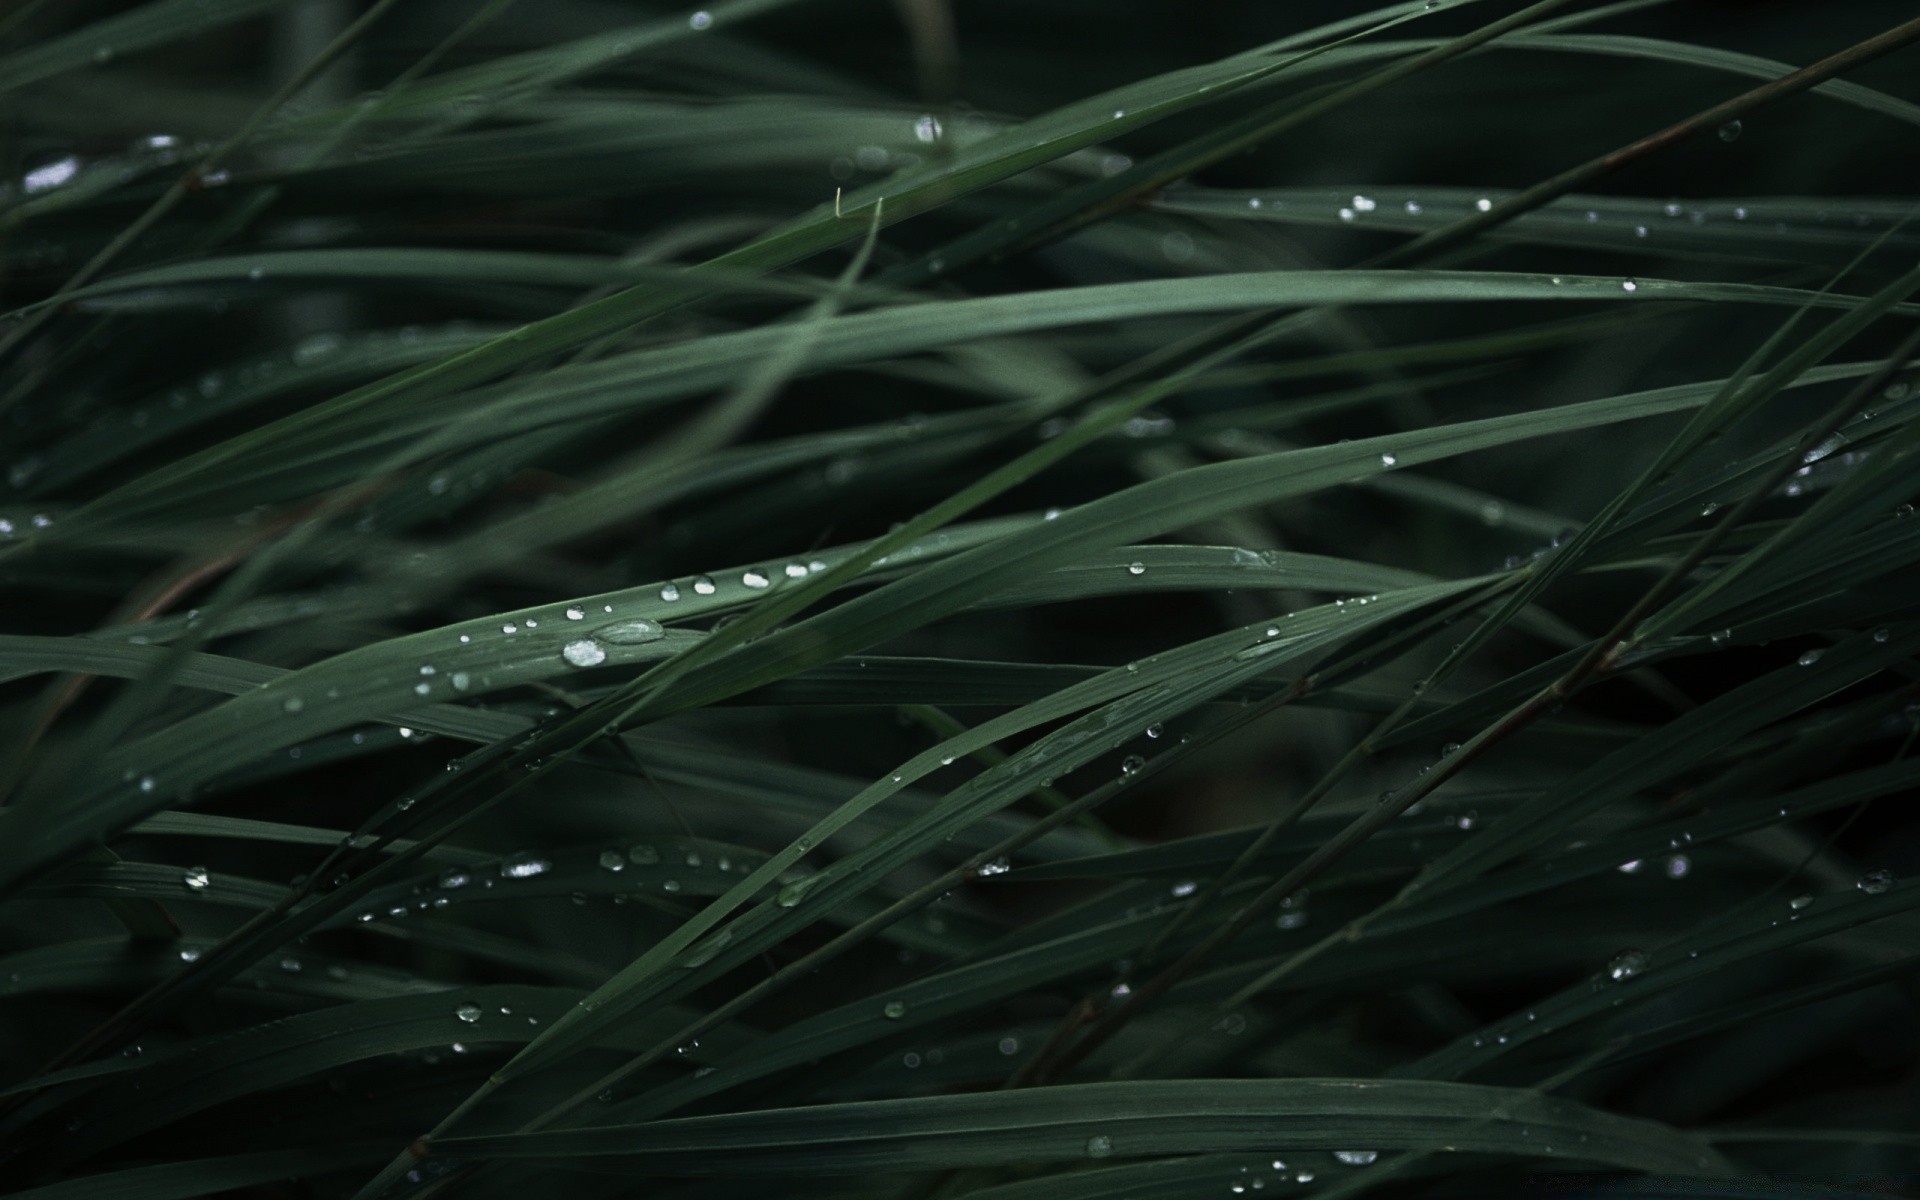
top-left (2, 1), bottom-right (1918, 1197)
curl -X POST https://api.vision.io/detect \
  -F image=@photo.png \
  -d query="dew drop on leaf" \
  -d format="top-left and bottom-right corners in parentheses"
top-left (455, 1002), bottom-right (482, 1023)
top-left (596, 618), bottom-right (663, 645)
top-left (1606, 948), bottom-right (1648, 981)
top-left (561, 639), bottom-right (607, 667)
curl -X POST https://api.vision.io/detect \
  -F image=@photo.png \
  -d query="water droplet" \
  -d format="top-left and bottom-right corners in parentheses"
top-left (1127, 561), bottom-right (1145, 576)
top-left (1665, 855), bottom-right (1690, 878)
top-left (1873, 627), bottom-right (1890, 643)
top-left (182, 866), bottom-right (210, 891)
top-left (455, 1002), bottom-right (483, 1023)
top-left (913, 114), bottom-right (942, 143)
top-left (977, 856), bottom-right (1011, 877)
top-left (688, 10), bottom-right (712, 29)
top-left (500, 853), bottom-right (550, 879)
top-left (138, 775), bottom-right (156, 794)
top-left (1718, 119), bottom-right (1742, 142)
top-left (1351, 194), bottom-right (1376, 213)
top-left (1085, 1135), bottom-right (1114, 1158)
top-left (1789, 894), bottom-right (1814, 910)
top-left (596, 618), bottom-right (664, 645)
top-left (565, 606), bottom-right (584, 620)
top-left (660, 582), bottom-right (681, 602)
top-left (1617, 859), bottom-right (1643, 874)
top-left (742, 568), bottom-right (771, 589)
top-left (883, 999), bottom-right (908, 1018)
top-left (1621, 279), bottom-right (1638, 293)
top-left (282, 697), bottom-right (304, 713)
top-left (1120, 755), bottom-right (1145, 778)
top-left (692, 575), bottom-right (717, 595)
top-left (1170, 880), bottom-right (1197, 898)
top-left (599, 849), bottom-right (625, 872)
top-left (629, 843), bottom-right (661, 865)
top-left (562, 639), bottom-right (607, 667)
top-left (1797, 649), bottom-right (1823, 667)
top-left (1606, 948), bottom-right (1648, 981)
top-left (1379, 452), bottom-right (1398, 467)
top-left (1475, 197), bottom-right (1492, 213)
top-left (501, 623), bottom-right (518, 635)
top-left (1335, 1150), bottom-right (1378, 1166)
top-left (1858, 867), bottom-right (1896, 895)
top-left (1145, 723), bottom-right (1163, 739)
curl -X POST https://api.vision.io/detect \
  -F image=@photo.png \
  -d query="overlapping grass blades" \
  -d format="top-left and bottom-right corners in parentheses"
top-left (2, 0), bottom-right (1918, 1197)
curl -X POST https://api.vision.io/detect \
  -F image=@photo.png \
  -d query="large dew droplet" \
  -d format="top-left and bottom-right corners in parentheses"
top-left (596, 618), bottom-right (664, 645)
top-left (1606, 948), bottom-right (1648, 981)
top-left (1085, 1135), bottom-right (1114, 1158)
top-left (1857, 867), bottom-right (1896, 895)
top-left (182, 866), bottom-right (210, 892)
top-left (455, 1002), bottom-right (483, 1023)
top-left (562, 639), bottom-right (607, 667)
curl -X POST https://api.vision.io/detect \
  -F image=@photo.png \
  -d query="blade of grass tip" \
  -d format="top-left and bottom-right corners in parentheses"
top-left (1214, 111), bottom-right (1920, 855)
top-left (958, 6), bottom-right (1920, 560)
top-left (1034, 269), bottom-right (1920, 1083)
top-left (900, 704), bottom-right (1125, 850)
top-left (1640, 321), bottom-right (1920, 640)
top-left (1184, 603), bottom-right (1920, 1064)
top-left (1384, 224), bottom-right (1920, 737)
top-left (0, 0), bottom-right (409, 386)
